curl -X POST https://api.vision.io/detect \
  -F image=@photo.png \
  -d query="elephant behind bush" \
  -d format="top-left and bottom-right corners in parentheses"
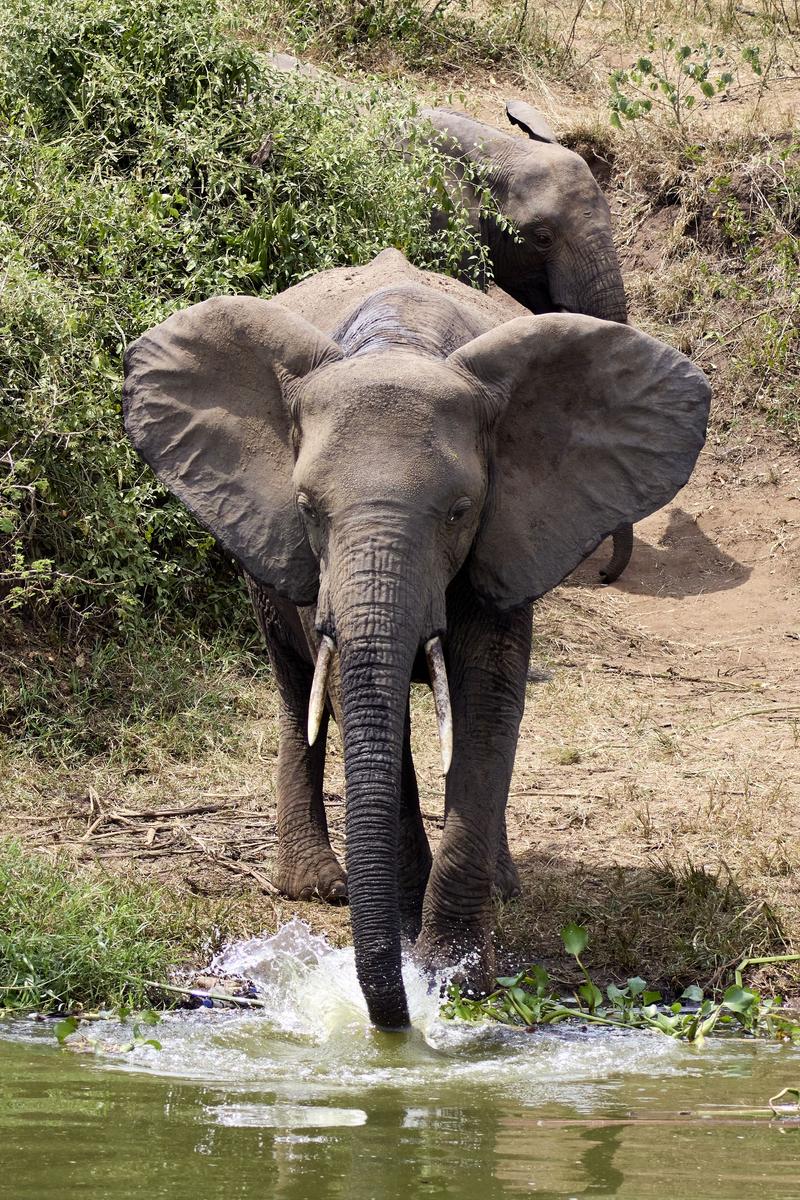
top-left (423, 101), bottom-right (635, 582)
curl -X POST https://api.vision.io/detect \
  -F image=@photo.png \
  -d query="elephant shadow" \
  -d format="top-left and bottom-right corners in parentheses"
top-left (570, 507), bottom-right (752, 599)
top-left (495, 847), bottom-right (774, 991)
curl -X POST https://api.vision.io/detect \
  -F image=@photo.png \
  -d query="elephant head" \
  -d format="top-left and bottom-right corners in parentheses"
top-left (123, 278), bottom-right (708, 1029)
top-left (424, 102), bottom-right (627, 323)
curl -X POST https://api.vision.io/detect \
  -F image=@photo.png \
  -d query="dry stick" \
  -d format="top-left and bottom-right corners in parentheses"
top-left (143, 980), bottom-right (268, 1010)
top-left (91, 847), bottom-right (198, 860)
top-left (598, 662), bottom-right (762, 692)
top-left (706, 706), bottom-right (800, 732)
top-left (109, 802), bottom-right (232, 820)
top-left (180, 823), bottom-right (280, 895)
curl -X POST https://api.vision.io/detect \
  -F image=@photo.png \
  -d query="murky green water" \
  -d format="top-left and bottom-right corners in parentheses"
top-left (2, 922), bottom-right (798, 1199)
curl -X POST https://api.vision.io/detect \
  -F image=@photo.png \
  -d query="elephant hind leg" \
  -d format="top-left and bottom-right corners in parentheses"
top-left (599, 522), bottom-right (634, 583)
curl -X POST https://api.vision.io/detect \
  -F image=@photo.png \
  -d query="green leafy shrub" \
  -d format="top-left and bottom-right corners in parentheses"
top-left (0, 0), bottom-right (489, 630)
top-left (609, 38), bottom-right (760, 135)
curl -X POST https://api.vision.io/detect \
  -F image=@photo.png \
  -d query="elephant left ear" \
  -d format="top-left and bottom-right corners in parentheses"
top-left (505, 100), bottom-right (558, 143)
top-left (447, 314), bottom-right (710, 609)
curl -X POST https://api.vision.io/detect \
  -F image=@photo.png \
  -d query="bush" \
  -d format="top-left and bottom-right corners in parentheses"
top-left (0, 0), bottom-right (489, 631)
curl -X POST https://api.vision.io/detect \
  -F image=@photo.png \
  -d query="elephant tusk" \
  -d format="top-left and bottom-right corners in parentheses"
top-left (425, 636), bottom-right (453, 776)
top-left (308, 635), bottom-right (335, 746)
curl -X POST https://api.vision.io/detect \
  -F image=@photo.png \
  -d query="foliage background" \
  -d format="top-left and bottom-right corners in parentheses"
top-left (0, 0), bottom-right (487, 632)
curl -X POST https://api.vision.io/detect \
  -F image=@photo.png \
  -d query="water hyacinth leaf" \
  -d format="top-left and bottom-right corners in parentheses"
top-left (682, 985), bottom-right (704, 1003)
top-left (723, 985), bottom-right (758, 1014)
top-left (643, 990), bottom-right (662, 1006)
top-left (524, 965), bottom-right (550, 996)
top-left (496, 974), bottom-right (524, 988)
top-left (607, 983), bottom-right (627, 1006)
top-left (561, 923), bottom-right (588, 958)
top-left (55, 1016), bottom-right (79, 1045)
top-left (627, 977), bottom-right (647, 996)
top-left (578, 982), bottom-right (603, 1012)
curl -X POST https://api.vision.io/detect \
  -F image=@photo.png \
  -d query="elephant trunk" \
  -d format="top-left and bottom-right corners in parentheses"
top-left (327, 518), bottom-right (434, 1029)
top-left (551, 237), bottom-right (628, 324)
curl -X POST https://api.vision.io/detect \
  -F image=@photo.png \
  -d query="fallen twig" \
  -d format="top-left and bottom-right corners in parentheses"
top-left (706, 706), bottom-right (800, 731)
top-left (180, 824), bottom-right (279, 894)
top-left (143, 980), bottom-right (268, 1009)
top-left (598, 662), bottom-right (763, 692)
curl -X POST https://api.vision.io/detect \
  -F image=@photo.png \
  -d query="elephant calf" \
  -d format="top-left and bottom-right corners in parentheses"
top-left (424, 101), bottom-right (634, 582)
top-left (123, 249), bottom-right (709, 1030)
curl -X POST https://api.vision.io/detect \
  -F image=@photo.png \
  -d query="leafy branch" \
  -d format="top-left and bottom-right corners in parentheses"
top-left (609, 37), bottom-right (763, 135)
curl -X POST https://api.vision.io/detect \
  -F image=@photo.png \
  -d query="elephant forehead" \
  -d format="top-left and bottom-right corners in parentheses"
top-left (297, 353), bottom-right (479, 429)
top-left (293, 355), bottom-right (485, 500)
top-left (509, 143), bottom-right (602, 213)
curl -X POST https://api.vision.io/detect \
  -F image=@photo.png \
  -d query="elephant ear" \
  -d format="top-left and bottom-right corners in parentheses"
top-left (448, 314), bottom-right (710, 609)
top-left (505, 100), bottom-right (558, 143)
top-left (123, 296), bottom-right (342, 604)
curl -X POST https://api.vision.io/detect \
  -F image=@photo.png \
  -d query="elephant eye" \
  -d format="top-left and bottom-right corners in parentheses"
top-left (532, 225), bottom-right (555, 248)
top-left (447, 497), bottom-right (472, 525)
top-left (297, 493), bottom-right (320, 526)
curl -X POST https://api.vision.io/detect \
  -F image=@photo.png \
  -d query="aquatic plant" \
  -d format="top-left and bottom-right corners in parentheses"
top-left (443, 925), bottom-right (800, 1045)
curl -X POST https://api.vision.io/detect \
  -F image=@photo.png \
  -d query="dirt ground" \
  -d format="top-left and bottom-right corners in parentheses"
top-left (8, 421), bottom-right (798, 992)
top-left (4, 16), bottom-right (799, 996)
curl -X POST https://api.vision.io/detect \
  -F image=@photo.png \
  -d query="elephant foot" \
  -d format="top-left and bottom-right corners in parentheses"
top-left (493, 856), bottom-right (522, 902)
top-left (273, 854), bottom-right (348, 904)
top-left (398, 848), bottom-right (432, 942)
top-left (399, 890), bottom-right (426, 943)
top-left (414, 923), bottom-right (496, 996)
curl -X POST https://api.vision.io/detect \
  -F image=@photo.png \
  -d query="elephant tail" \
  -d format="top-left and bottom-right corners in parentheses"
top-left (599, 523), bottom-right (634, 583)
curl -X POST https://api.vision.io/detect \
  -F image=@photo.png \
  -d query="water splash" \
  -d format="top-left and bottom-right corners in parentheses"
top-left (68, 920), bottom-right (692, 1107)
top-left (212, 917), bottom-right (457, 1041)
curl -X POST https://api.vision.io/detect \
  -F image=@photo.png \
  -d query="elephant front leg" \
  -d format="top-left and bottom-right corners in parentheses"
top-left (494, 820), bottom-right (522, 901)
top-left (247, 577), bottom-right (346, 903)
top-left (273, 701), bottom-right (347, 903)
top-left (416, 593), bottom-right (532, 990)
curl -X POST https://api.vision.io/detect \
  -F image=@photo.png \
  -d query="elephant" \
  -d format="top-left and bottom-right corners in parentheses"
top-left (122, 248), bottom-right (710, 1030)
top-left (423, 101), bottom-right (634, 582)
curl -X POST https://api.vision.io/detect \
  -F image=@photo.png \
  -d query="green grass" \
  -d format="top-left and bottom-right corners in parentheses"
top-left (0, 841), bottom-right (216, 1013)
top-left (0, 614), bottom-right (270, 764)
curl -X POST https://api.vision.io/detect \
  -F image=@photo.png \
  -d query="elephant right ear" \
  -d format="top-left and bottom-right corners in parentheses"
top-left (123, 296), bottom-right (343, 604)
top-left (448, 314), bottom-right (710, 609)
top-left (505, 100), bottom-right (558, 143)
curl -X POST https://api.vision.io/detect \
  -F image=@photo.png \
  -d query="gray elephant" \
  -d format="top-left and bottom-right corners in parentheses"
top-left (123, 249), bottom-right (709, 1030)
top-left (424, 101), bottom-right (634, 581)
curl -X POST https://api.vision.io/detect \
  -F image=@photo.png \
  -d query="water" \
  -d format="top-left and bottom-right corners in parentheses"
top-left (2, 920), bottom-right (799, 1199)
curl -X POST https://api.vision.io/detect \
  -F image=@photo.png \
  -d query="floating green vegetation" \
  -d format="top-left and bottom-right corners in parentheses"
top-left (443, 924), bottom-right (800, 1045)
